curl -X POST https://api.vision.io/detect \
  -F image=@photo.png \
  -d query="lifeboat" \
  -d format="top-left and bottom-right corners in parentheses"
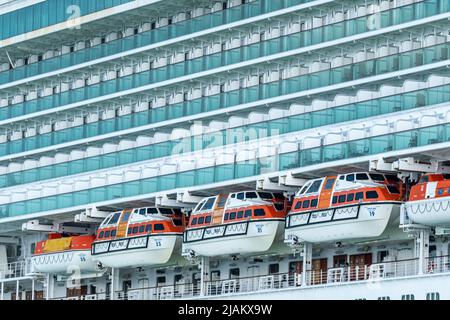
top-left (32, 234), bottom-right (99, 274)
top-left (182, 191), bottom-right (288, 257)
top-left (285, 172), bottom-right (403, 243)
top-left (404, 173), bottom-right (450, 226)
top-left (91, 207), bottom-right (185, 268)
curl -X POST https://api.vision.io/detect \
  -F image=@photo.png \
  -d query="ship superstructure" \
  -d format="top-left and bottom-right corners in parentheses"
top-left (1, 0), bottom-right (450, 300)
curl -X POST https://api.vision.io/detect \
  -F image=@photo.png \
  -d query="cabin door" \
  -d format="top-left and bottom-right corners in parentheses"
top-left (116, 210), bottom-right (132, 238)
top-left (318, 177), bottom-right (336, 209)
top-left (288, 261), bottom-right (302, 286)
top-left (247, 266), bottom-right (260, 292)
top-left (138, 278), bottom-right (149, 300)
top-left (350, 253), bottom-right (372, 281)
top-left (311, 259), bottom-right (327, 285)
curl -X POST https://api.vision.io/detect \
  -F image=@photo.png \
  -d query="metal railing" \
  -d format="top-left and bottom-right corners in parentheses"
top-left (0, 259), bottom-right (32, 280)
top-left (48, 254), bottom-right (450, 300)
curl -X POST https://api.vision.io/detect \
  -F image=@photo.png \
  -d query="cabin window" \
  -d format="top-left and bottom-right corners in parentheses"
top-left (299, 184), bottom-right (309, 194)
top-left (244, 210), bottom-right (252, 218)
top-left (324, 179), bottom-right (335, 190)
top-left (258, 192), bottom-right (273, 199)
top-left (384, 174), bottom-right (399, 182)
top-left (302, 200), bottom-right (310, 208)
top-left (139, 226), bottom-right (145, 233)
top-left (160, 208), bottom-right (173, 215)
top-left (339, 175), bottom-right (345, 180)
top-left (295, 201), bottom-right (302, 209)
top-left (105, 230), bottom-right (110, 237)
top-left (237, 193), bottom-right (245, 200)
top-left (139, 208), bottom-right (146, 215)
top-left (438, 189), bottom-right (444, 196)
top-left (191, 218), bottom-right (198, 225)
top-left (146, 224), bottom-right (152, 233)
top-left (132, 226), bottom-right (138, 234)
top-left (310, 199), bottom-right (318, 207)
top-left (230, 194), bottom-right (236, 198)
top-left (230, 268), bottom-right (240, 278)
top-left (201, 198), bottom-right (216, 211)
top-left (346, 174), bottom-right (355, 182)
top-left (205, 216), bottom-right (212, 224)
top-left (338, 195), bottom-right (346, 203)
top-left (401, 294), bottom-right (415, 300)
top-left (387, 185), bottom-right (400, 194)
top-left (237, 211), bottom-right (244, 219)
top-left (355, 192), bottom-right (364, 201)
top-left (111, 230), bottom-right (116, 237)
top-left (369, 173), bottom-right (385, 181)
top-left (246, 192), bottom-right (258, 199)
top-left (307, 180), bottom-right (322, 193)
top-left (347, 193), bottom-right (355, 202)
top-left (109, 212), bottom-right (121, 224)
top-left (154, 224), bottom-right (164, 231)
top-left (224, 213), bottom-right (229, 221)
top-left (99, 231), bottom-right (104, 238)
top-left (147, 208), bottom-right (159, 214)
top-left (198, 217), bottom-right (205, 224)
top-left (230, 212), bottom-right (236, 220)
top-left (254, 209), bottom-right (266, 217)
top-left (356, 173), bottom-right (369, 180)
top-left (366, 191), bottom-right (379, 199)
top-left (173, 219), bottom-right (183, 226)
top-left (426, 292), bottom-right (440, 300)
top-left (332, 196), bottom-right (337, 204)
top-left (269, 264), bottom-right (279, 274)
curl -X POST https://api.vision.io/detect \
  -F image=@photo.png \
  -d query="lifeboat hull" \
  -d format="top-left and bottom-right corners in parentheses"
top-left (92, 234), bottom-right (182, 268)
top-left (405, 197), bottom-right (450, 226)
top-left (182, 219), bottom-right (284, 257)
top-left (31, 250), bottom-right (99, 274)
top-left (285, 202), bottom-right (400, 243)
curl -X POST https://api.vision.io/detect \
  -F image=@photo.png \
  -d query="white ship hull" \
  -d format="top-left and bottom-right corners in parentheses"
top-left (92, 234), bottom-right (182, 268)
top-left (285, 202), bottom-right (400, 243)
top-left (31, 250), bottom-right (99, 274)
top-left (405, 197), bottom-right (450, 226)
top-left (183, 219), bottom-right (284, 257)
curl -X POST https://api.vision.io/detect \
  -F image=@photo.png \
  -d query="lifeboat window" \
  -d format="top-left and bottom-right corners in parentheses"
top-left (347, 193), bottom-right (355, 202)
top-left (224, 213), bottom-right (229, 221)
top-left (160, 208), bottom-right (173, 215)
top-left (295, 201), bottom-right (302, 209)
top-left (146, 224), bottom-right (152, 232)
top-left (173, 219), bottom-right (183, 226)
top-left (245, 210), bottom-right (252, 218)
top-left (355, 192), bottom-right (364, 201)
top-left (332, 196), bottom-right (337, 204)
top-left (191, 217), bottom-right (198, 225)
top-left (201, 198), bottom-right (216, 211)
top-left (346, 174), bottom-right (355, 182)
top-left (194, 200), bottom-right (206, 212)
top-left (205, 216), bottom-right (211, 224)
top-left (99, 231), bottom-right (104, 238)
top-left (324, 179), bottom-right (335, 190)
top-left (147, 207), bottom-right (159, 214)
top-left (258, 192), bottom-right (273, 199)
top-left (366, 191), bottom-right (379, 199)
top-left (385, 174), bottom-right (400, 182)
top-left (230, 194), bottom-right (236, 198)
top-left (339, 175), bottom-right (345, 180)
top-left (387, 185), bottom-right (400, 194)
top-left (302, 200), bottom-right (310, 208)
top-left (105, 230), bottom-right (110, 237)
top-left (369, 173), bottom-right (385, 181)
top-left (230, 212), bottom-right (236, 220)
top-left (121, 212), bottom-right (131, 222)
top-left (237, 193), bottom-right (245, 200)
top-left (198, 217), bottom-right (205, 224)
top-left (128, 228), bottom-right (133, 235)
top-left (273, 193), bottom-right (284, 199)
top-left (132, 226), bottom-right (138, 234)
top-left (356, 173), bottom-right (369, 180)
top-left (419, 176), bottom-right (429, 183)
top-left (298, 184), bottom-right (309, 195)
top-left (173, 208), bottom-right (182, 215)
top-left (237, 211), bottom-right (244, 218)
top-left (338, 195), bottom-right (346, 203)
top-left (274, 203), bottom-right (284, 211)
top-left (246, 192), bottom-right (258, 199)
top-left (306, 180), bottom-right (322, 193)
top-left (254, 209), bottom-right (266, 216)
top-left (310, 199), bottom-right (318, 207)
top-left (111, 230), bottom-right (116, 237)
top-left (109, 212), bottom-right (121, 224)
top-left (217, 197), bottom-right (228, 208)
top-left (139, 208), bottom-right (146, 215)
top-left (139, 226), bottom-right (145, 233)
top-left (154, 224), bottom-right (164, 231)
top-left (438, 189), bottom-right (444, 196)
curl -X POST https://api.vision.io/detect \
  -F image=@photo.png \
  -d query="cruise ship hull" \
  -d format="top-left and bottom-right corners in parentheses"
top-left (92, 234), bottom-right (182, 268)
top-left (183, 219), bottom-right (284, 257)
top-left (285, 203), bottom-right (400, 243)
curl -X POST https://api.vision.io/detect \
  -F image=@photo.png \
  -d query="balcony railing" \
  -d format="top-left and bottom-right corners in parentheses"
top-left (0, 259), bottom-right (32, 280)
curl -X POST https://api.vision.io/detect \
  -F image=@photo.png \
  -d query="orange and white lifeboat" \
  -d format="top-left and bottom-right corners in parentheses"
top-left (32, 234), bottom-right (99, 274)
top-left (91, 207), bottom-right (185, 268)
top-left (285, 172), bottom-right (403, 243)
top-left (182, 191), bottom-right (288, 257)
top-left (404, 174), bottom-right (450, 226)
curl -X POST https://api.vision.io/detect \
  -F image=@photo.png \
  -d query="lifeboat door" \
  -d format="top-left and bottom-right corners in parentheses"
top-left (213, 195), bottom-right (227, 224)
top-left (116, 210), bottom-right (132, 238)
top-left (318, 177), bottom-right (336, 209)
top-left (425, 182), bottom-right (438, 199)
